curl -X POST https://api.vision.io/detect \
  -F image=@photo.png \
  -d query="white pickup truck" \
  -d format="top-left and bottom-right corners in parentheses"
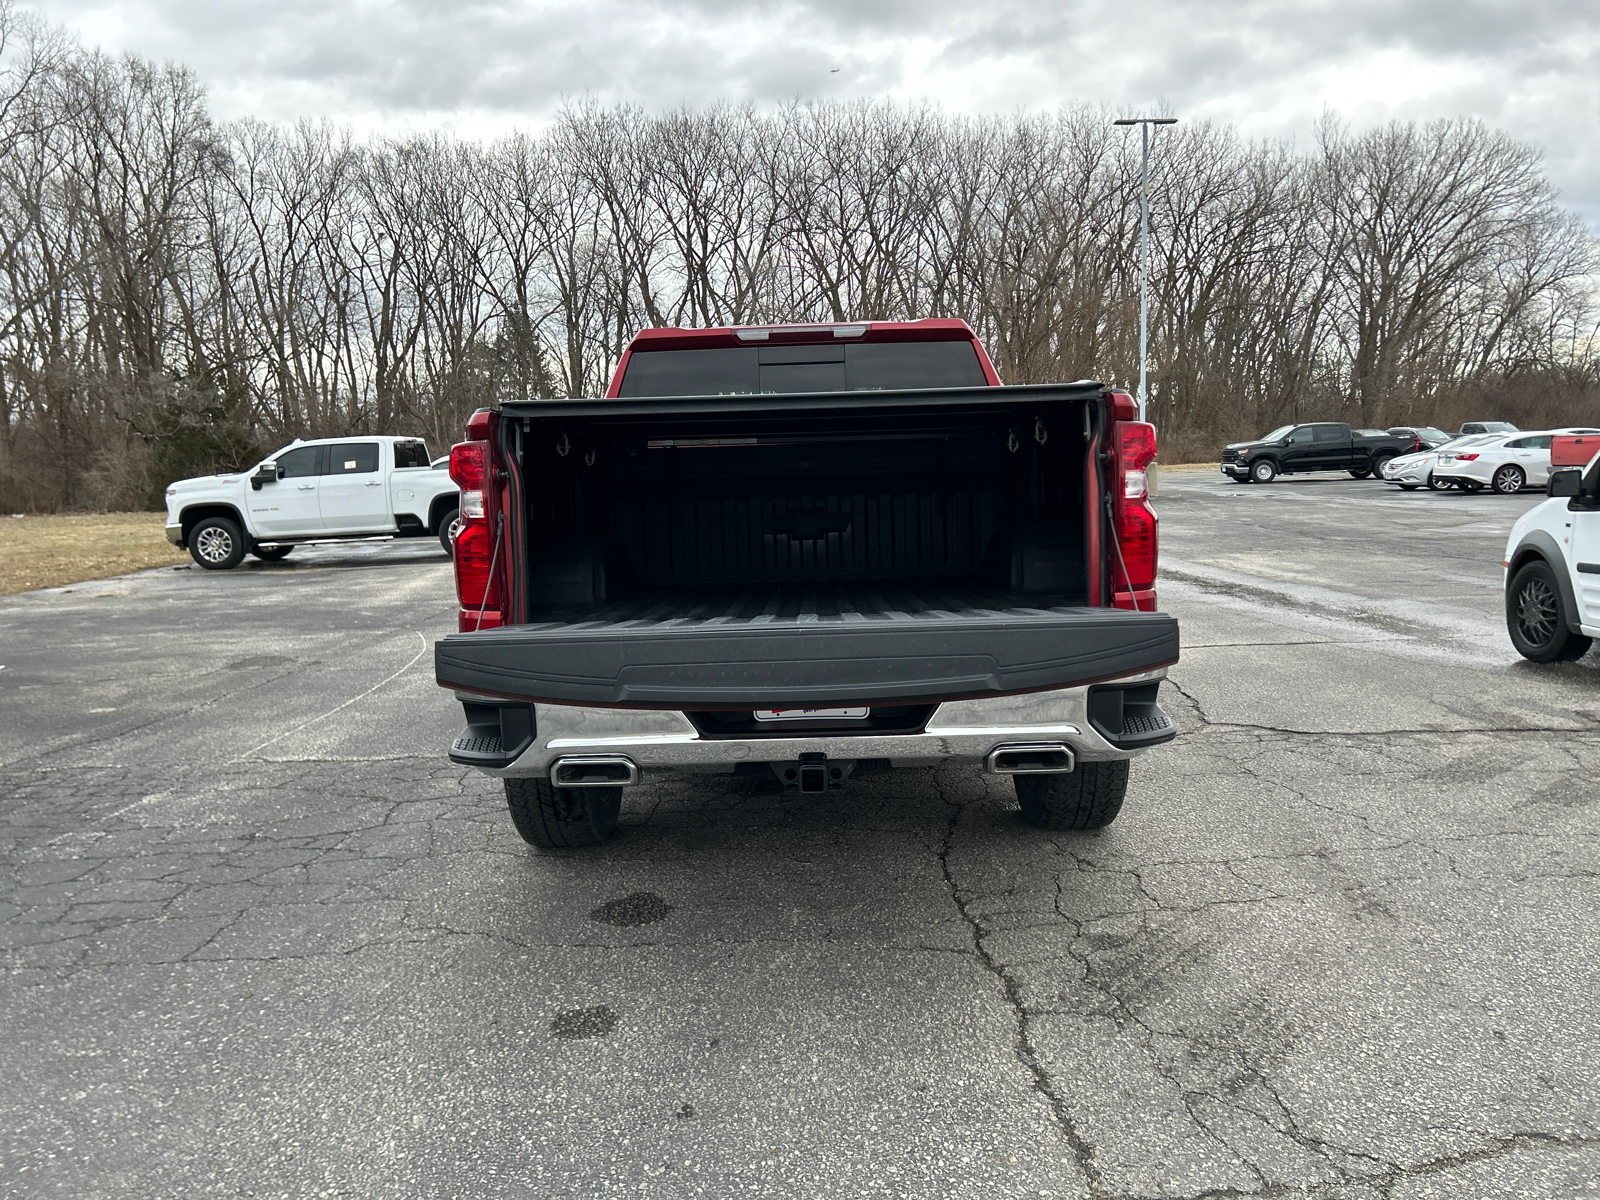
top-left (164, 436), bottom-right (460, 570)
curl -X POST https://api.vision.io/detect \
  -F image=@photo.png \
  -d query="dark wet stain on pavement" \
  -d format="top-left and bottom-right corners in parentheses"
top-left (550, 1006), bottom-right (618, 1039)
top-left (589, 892), bottom-right (674, 927)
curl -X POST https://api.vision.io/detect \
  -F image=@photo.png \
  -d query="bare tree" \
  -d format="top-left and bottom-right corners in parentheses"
top-left (1, 35), bottom-right (1596, 509)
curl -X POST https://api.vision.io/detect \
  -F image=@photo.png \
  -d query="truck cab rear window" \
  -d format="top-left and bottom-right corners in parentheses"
top-left (618, 341), bottom-right (988, 397)
top-left (326, 443), bottom-right (379, 474)
top-left (393, 439), bottom-right (431, 469)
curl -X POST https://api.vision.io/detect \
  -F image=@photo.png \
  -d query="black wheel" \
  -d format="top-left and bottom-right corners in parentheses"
top-left (1249, 459), bottom-right (1277, 484)
top-left (1399, 484), bottom-right (1421, 491)
top-left (250, 545), bottom-right (292, 561)
top-left (188, 516), bottom-right (246, 570)
top-left (1491, 464), bottom-right (1525, 495)
top-left (1506, 561), bottom-right (1591, 662)
top-left (1427, 475), bottom-right (1453, 491)
top-left (1014, 760), bottom-right (1130, 831)
top-left (1347, 467), bottom-right (1371, 479)
top-left (437, 504), bottom-right (459, 556)
top-left (1457, 479), bottom-right (1484, 493)
top-left (1371, 455), bottom-right (1394, 480)
top-left (505, 778), bottom-right (621, 848)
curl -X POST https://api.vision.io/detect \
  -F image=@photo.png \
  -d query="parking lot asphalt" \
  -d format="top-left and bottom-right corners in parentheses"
top-left (3, 480), bottom-right (1598, 1200)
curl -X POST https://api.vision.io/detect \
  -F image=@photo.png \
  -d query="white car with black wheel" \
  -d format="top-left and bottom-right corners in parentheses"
top-left (1504, 450), bottom-right (1600, 662)
top-left (1434, 429), bottom-right (1600, 495)
top-left (1378, 434), bottom-right (1496, 490)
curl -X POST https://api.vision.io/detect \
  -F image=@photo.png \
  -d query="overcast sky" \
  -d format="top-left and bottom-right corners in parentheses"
top-left (25, 0), bottom-right (1600, 226)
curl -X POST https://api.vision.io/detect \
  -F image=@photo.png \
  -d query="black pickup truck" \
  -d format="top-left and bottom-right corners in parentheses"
top-left (434, 319), bottom-right (1180, 848)
top-left (1221, 422), bottom-right (1414, 484)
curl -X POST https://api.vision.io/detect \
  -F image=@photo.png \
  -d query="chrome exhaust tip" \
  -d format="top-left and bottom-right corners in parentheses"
top-left (550, 755), bottom-right (641, 787)
top-left (984, 743), bottom-right (1075, 775)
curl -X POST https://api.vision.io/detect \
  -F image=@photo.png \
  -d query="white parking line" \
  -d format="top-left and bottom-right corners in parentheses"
top-left (229, 631), bottom-right (430, 763)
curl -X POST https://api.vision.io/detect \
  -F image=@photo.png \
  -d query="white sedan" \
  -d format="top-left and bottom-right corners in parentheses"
top-left (1434, 428), bottom-right (1600, 494)
top-left (1378, 434), bottom-right (1496, 490)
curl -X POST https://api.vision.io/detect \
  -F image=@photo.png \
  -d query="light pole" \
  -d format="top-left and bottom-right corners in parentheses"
top-left (1113, 116), bottom-right (1177, 424)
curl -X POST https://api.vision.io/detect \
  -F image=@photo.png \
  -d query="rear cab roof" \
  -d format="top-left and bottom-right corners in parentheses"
top-left (604, 318), bottom-right (1004, 397)
top-left (492, 320), bottom-right (1115, 421)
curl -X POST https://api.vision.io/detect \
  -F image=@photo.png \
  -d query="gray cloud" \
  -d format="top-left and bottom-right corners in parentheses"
top-left (25, 0), bottom-right (1600, 224)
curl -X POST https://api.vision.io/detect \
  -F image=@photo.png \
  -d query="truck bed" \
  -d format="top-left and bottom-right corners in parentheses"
top-left (435, 581), bottom-right (1178, 708)
top-left (521, 579), bottom-right (1071, 623)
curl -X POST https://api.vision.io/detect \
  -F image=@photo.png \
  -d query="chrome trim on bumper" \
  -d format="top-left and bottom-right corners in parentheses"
top-left (477, 673), bottom-right (1167, 779)
top-left (164, 523), bottom-right (184, 546)
top-left (984, 743), bottom-right (1075, 775)
top-left (550, 755), bottom-right (642, 787)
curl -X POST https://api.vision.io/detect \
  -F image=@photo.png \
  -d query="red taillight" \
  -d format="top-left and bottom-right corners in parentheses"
top-left (454, 520), bottom-right (501, 610)
top-left (1118, 421), bottom-right (1157, 490)
top-left (1117, 500), bottom-right (1157, 589)
top-left (1454, 453), bottom-right (1479, 462)
top-left (1113, 421), bottom-right (1159, 604)
top-left (449, 432), bottom-right (505, 629)
top-left (450, 440), bottom-right (486, 489)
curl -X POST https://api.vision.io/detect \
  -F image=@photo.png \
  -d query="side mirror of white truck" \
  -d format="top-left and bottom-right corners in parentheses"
top-left (1548, 468), bottom-right (1581, 499)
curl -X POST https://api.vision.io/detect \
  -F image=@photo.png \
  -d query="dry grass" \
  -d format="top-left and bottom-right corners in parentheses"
top-left (0, 511), bottom-right (187, 597)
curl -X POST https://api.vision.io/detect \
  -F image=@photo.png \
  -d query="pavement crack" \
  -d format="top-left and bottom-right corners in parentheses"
top-left (1110, 1130), bottom-right (1600, 1199)
top-left (1365, 1130), bottom-right (1600, 1196)
top-left (1165, 677), bottom-right (1216, 727)
top-left (936, 793), bottom-right (1107, 1198)
top-left (1159, 678), bottom-right (1600, 739)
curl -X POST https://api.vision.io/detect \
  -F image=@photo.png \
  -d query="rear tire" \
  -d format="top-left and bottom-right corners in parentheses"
top-left (1506, 561), bottom-right (1592, 663)
top-left (1491, 464), bottom-right (1525, 494)
top-left (437, 504), bottom-right (459, 556)
top-left (505, 778), bottom-right (622, 848)
top-left (1427, 475), bottom-right (1453, 490)
top-left (1249, 459), bottom-right (1277, 484)
top-left (1371, 455), bottom-right (1395, 479)
top-left (250, 545), bottom-right (292, 561)
top-left (188, 516), bottom-right (246, 570)
top-left (1347, 467), bottom-right (1371, 479)
top-left (1014, 760), bottom-right (1129, 831)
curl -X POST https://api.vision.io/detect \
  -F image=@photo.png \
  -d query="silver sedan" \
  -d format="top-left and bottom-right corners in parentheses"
top-left (1378, 434), bottom-right (1497, 490)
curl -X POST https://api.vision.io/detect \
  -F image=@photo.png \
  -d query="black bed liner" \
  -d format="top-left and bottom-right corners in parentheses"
top-left (435, 583), bottom-right (1177, 709)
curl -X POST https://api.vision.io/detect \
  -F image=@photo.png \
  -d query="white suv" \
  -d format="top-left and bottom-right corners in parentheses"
top-left (1504, 448), bottom-right (1600, 661)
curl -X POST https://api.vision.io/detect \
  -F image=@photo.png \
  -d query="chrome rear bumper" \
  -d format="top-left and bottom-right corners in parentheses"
top-left (466, 671), bottom-right (1169, 780)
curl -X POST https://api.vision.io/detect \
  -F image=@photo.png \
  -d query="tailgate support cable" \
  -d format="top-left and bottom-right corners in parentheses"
top-left (475, 509), bottom-right (505, 632)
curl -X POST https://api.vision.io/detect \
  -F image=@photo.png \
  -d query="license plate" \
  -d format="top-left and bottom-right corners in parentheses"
top-left (753, 707), bottom-right (870, 722)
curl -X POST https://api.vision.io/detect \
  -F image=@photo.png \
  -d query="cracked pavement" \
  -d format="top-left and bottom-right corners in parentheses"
top-left (3, 478), bottom-right (1599, 1198)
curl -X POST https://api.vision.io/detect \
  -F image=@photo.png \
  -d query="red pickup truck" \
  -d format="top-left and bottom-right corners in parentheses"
top-left (434, 319), bottom-right (1179, 847)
